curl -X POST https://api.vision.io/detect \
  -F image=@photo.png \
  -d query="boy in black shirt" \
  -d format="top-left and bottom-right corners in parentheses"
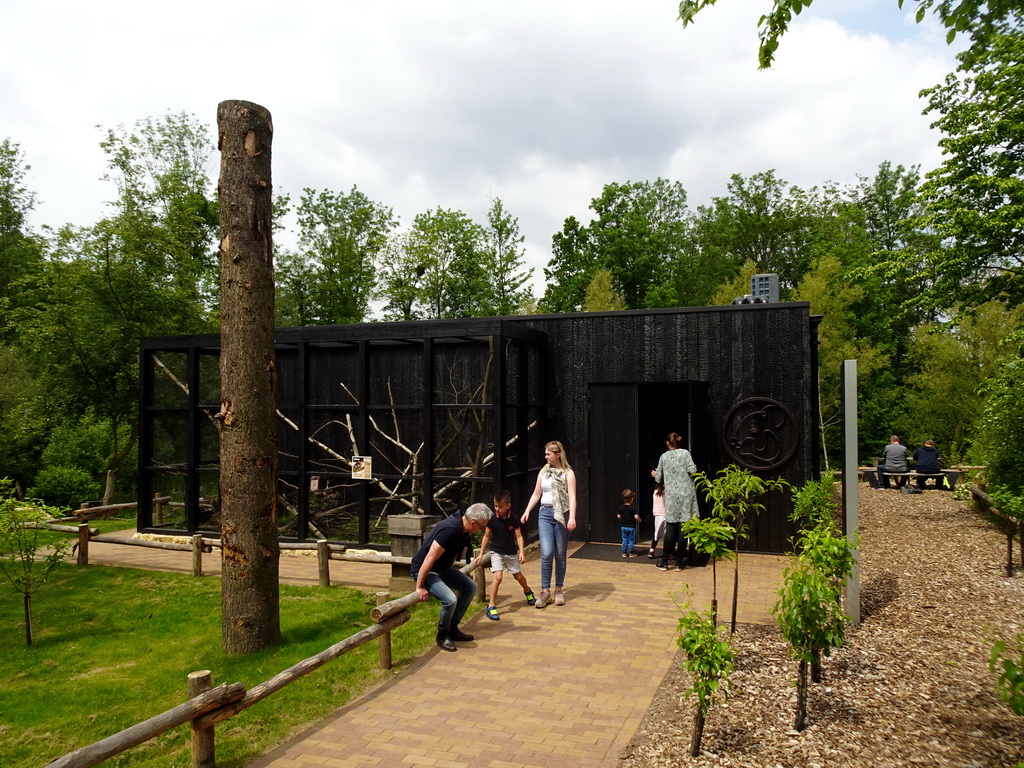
top-left (474, 489), bottom-right (536, 620)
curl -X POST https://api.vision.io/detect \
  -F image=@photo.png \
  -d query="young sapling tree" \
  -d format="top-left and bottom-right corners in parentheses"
top-left (774, 558), bottom-right (847, 730)
top-left (674, 591), bottom-right (735, 757)
top-left (0, 480), bottom-right (70, 645)
top-left (695, 464), bottom-right (789, 632)
top-left (682, 515), bottom-right (736, 626)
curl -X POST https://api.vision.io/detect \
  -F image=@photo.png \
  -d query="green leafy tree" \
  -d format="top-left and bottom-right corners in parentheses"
top-left (543, 179), bottom-right (690, 311)
top-left (675, 592), bottom-right (736, 757)
top-left (14, 114), bottom-right (217, 504)
top-left (541, 216), bottom-right (595, 313)
top-left (905, 302), bottom-right (1023, 458)
top-left (28, 466), bottom-right (100, 509)
top-left (792, 254), bottom-right (888, 469)
top-left (0, 479), bottom-right (69, 646)
top-left (98, 113), bottom-right (219, 307)
top-left (274, 247), bottom-right (315, 326)
top-left (380, 207), bottom-right (486, 319)
top-left (695, 464), bottom-right (790, 632)
top-left (969, 331), bottom-right (1024, 490)
top-left (697, 171), bottom-right (814, 292)
top-left (294, 186), bottom-right (396, 324)
top-left (0, 139), bottom-right (45, 342)
top-left (582, 268), bottom-right (627, 311)
top-left (0, 346), bottom-right (46, 493)
top-left (587, 178), bottom-right (689, 308)
top-left (376, 231), bottom-right (422, 321)
top-left (916, 29), bottom-right (1024, 313)
top-left (677, 0), bottom-right (1020, 69)
top-left (480, 198), bottom-right (533, 315)
top-left (710, 259), bottom-right (760, 306)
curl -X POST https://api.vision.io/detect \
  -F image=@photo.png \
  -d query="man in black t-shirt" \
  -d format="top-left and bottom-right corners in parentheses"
top-left (411, 503), bottom-right (492, 652)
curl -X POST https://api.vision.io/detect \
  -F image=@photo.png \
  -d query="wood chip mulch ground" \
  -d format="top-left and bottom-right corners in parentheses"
top-left (620, 489), bottom-right (1024, 768)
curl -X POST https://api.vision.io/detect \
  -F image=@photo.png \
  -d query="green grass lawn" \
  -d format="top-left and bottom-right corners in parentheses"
top-left (0, 559), bottom-right (455, 767)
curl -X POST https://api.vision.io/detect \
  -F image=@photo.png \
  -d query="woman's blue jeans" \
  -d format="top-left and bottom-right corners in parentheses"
top-left (538, 505), bottom-right (568, 589)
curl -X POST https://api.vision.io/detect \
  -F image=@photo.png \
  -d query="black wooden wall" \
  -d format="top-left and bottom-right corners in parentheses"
top-left (509, 303), bottom-right (818, 554)
top-left (139, 303), bottom-right (818, 554)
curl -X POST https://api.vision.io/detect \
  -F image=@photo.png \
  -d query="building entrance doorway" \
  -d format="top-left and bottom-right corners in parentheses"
top-left (588, 382), bottom-right (712, 543)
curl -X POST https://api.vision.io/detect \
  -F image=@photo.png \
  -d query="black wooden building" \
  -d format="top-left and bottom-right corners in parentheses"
top-left (139, 302), bottom-right (819, 554)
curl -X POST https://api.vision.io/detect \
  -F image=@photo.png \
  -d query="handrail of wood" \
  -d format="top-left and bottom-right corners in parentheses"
top-left (195, 610), bottom-right (410, 729)
top-left (44, 682), bottom-right (245, 768)
top-left (372, 556), bottom-right (485, 622)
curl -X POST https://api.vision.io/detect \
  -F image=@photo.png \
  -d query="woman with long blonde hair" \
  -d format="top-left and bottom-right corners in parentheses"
top-left (521, 440), bottom-right (577, 607)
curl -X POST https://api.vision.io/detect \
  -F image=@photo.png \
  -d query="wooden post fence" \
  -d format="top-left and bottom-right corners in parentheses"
top-left (77, 523), bottom-right (89, 566)
top-left (376, 591), bottom-right (392, 669)
top-left (192, 534), bottom-right (204, 577)
top-left (187, 671), bottom-right (215, 768)
top-left (318, 540), bottom-right (331, 587)
top-left (45, 550), bottom-right (490, 767)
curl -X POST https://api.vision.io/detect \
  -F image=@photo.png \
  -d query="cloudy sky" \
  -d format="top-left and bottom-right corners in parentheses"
top-left (3, 0), bottom-right (965, 290)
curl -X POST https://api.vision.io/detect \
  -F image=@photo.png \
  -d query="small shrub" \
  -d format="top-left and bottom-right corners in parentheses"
top-left (27, 466), bottom-right (99, 510)
top-left (990, 634), bottom-right (1024, 717)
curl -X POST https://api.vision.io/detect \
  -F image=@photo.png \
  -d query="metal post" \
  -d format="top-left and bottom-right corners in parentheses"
top-left (841, 359), bottom-right (860, 624)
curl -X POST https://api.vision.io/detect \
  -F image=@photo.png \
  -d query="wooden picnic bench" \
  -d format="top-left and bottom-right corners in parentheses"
top-left (857, 467), bottom-right (961, 490)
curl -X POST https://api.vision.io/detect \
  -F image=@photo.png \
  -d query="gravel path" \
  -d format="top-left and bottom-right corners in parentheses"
top-left (620, 489), bottom-right (1024, 768)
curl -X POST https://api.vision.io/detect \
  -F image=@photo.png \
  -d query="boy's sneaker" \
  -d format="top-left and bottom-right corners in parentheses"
top-left (656, 563), bottom-right (668, 571)
top-left (621, 552), bottom-right (628, 558)
top-left (486, 606), bottom-right (500, 621)
top-left (628, 552), bottom-right (638, 558)
top-left (524, 590), bottom-right (537, 606)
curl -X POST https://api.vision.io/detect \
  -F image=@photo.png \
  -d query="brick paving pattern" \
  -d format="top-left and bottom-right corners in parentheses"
top-left (84, 534), bottom-right (786, 768)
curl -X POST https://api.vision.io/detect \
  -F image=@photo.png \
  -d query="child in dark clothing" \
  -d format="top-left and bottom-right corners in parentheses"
top-left (618, 488), bottom-right (641, 557)
top-left (473, 489), bottom-right (536, 620)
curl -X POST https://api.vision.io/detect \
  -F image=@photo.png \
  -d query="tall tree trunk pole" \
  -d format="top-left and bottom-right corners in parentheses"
top-left (216, 100), bottom-right (280, 654)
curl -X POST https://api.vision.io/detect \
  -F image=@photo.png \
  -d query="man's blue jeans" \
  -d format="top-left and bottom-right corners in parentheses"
top-left (421, 566), bottom-right (477, 634)
top-left (538, 505), bottom-right (568, 589)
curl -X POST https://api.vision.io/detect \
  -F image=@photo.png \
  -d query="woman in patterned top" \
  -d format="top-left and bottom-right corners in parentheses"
top-left (521, 440), bottom-right (577, 608)
top-left (654, 432), bottom-right (699, 572)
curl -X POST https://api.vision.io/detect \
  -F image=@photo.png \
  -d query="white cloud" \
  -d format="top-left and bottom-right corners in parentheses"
top-left (2, 0), bottom-right (965, 290)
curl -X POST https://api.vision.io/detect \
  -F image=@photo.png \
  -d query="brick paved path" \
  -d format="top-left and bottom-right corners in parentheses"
top-left (224, 543), bottom-right (788, 768)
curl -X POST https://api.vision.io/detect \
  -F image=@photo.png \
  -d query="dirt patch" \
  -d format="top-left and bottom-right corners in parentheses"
top-left (620, 489), bottom-right (1024, 768)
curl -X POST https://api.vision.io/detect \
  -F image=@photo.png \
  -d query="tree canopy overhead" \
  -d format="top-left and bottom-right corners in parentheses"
top-left (676, 0), bottom-right (1024, 68)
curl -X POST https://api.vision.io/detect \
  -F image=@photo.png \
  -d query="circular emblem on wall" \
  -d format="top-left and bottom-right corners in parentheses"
top-left (722, 397), bottom-right (799, 471)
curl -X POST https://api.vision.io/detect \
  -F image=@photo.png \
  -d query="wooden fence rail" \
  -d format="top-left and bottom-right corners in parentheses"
top-left (43, 537), bottom-right (486, 768)
top-left (44, 682), bottom-right (246, 768)
top-left (971, 484), bottom-right (1024, 577)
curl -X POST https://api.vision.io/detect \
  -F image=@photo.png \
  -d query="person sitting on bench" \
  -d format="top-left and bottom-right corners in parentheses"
top-left (913, 439), bottom-right (943, 489)
top-left (877, 434), bottom-right (909, 489)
